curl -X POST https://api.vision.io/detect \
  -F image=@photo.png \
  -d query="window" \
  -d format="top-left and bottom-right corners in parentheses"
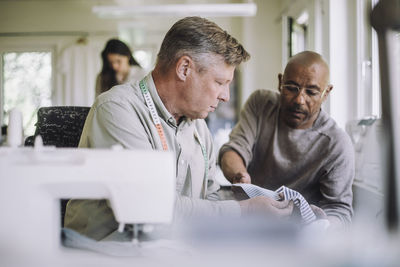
top-left (357, 0), bottom-right (381, 118)
top-left (1, 51), bottom-right (52, 136)
top-left (118, 23), bottom-right (156, 71)
top-left (133, 49), bottom-right (153, 70)
top-left (288, 11), bottom-right (309, 57)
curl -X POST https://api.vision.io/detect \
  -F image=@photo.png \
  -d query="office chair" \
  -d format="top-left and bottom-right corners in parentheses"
top-left (25, 106), bottom-right (90, 147)
top-left (25, 106), bottom-right (90, 227)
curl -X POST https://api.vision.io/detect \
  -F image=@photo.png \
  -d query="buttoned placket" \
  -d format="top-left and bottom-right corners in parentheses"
top-left (175, 121), bottom-right (188, 193)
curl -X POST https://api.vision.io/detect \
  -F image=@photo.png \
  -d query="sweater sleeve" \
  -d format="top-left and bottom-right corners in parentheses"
top-left (319, 130), bottom-right (355, 227)
top-left (218, 90), bottom-right (264, 167)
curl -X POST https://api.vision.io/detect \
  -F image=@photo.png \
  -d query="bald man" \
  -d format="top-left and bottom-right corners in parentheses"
top-left (219, 51), bottom-right (354, 228)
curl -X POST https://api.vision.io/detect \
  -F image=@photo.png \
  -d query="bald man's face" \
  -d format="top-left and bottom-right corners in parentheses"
top-left (278, 62), bottom-right (332, 129)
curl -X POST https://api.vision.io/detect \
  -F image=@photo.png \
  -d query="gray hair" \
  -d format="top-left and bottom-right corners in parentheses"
top-left (156, 16), bottom-right (250, 72)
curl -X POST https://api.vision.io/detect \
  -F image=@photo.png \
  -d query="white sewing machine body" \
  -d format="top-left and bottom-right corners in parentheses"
top-left (346, 118), bottom-right (385, 223)
top-left (0, 147), bottom-right (175, 266)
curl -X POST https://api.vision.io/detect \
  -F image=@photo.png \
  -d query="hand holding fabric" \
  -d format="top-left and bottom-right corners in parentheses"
top-left (239, 196), bottom-right (294, 218)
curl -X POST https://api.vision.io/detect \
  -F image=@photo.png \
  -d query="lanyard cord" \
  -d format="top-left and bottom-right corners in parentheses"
top-left (139, 78), bottom-right (209, 194)
top-left (139, 79), bottom-right (168, 151)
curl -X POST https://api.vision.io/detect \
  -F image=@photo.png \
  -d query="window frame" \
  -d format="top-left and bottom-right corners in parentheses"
top-left (0, 45), bottom-right (55, 133)
top-left (356, 0), bottom-right (381, 119)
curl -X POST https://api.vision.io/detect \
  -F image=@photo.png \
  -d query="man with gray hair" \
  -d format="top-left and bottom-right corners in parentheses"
top-left (219, 51), bottom-right (354, 229)
top-left (65, 16), bottom-right (294, 241)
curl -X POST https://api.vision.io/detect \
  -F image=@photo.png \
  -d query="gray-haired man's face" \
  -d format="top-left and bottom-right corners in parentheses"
top-left (180, 55), bottom-right (235, 120)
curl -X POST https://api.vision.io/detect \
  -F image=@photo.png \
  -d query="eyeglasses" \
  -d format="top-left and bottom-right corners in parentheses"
top-left (281, 84), bottom-right (328, 100)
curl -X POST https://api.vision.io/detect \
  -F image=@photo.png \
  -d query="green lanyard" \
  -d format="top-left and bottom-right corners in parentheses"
top-left (139, 79), bottom-right (168, 151)
top-left (139, 78), bottom-right (209, 194)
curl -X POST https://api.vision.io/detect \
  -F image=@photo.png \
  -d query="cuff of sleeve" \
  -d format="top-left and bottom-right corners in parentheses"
top-left (326, 213), bottom-right (351, 229)
top-left (217, 200), bottom-right (242, 218)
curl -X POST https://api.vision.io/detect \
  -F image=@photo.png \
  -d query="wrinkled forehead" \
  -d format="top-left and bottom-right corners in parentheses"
top-left (283, 61), bottom-right (330, 86)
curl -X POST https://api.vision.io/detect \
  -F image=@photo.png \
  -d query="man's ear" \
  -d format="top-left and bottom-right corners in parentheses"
top-left (321, 84), bottom-right (333, 102)
top-left (278, 73), bottom-right (283, 92)
top-left (176, 56), bottom-right (192, 81)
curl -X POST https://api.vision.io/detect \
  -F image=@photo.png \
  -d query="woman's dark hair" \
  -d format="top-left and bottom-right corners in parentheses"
top-left (100, 39), bottom-right (140, 93)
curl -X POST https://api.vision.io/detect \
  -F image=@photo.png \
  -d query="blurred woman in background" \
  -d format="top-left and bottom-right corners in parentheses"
top-left (95, 39), bottom-right (146, 97)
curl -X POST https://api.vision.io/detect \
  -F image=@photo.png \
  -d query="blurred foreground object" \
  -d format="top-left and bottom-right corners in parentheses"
top-left (371, 0), bottom-right (400, 232)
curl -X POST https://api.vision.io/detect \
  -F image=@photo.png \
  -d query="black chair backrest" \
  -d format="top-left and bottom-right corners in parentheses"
top-left (25, 106), bottom-right (90, 147)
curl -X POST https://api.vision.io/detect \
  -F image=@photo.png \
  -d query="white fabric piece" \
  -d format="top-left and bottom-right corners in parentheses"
top-left (234, 183), bottom-right (280, 200)
top-left (54, 38), bottom-right (105, 107)
top-left (232, 183), bottom-right (316, 224)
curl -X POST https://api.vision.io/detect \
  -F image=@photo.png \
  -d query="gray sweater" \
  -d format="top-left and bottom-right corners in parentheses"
top-left (219, 89), bottom-right (355, 225)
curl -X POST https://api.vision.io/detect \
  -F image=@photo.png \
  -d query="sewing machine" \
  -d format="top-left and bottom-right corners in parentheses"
top-left (346, 118), bottom-right (385, 223)
top-left (0, 146), bottom-right (175, 266)
top-left (346, 117), bottom-right (384, 189)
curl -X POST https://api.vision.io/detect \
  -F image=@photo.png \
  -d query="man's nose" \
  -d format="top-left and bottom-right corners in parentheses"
top-left (293, 88), bottom-right (306, 105)
top-left (218, 84), bottom-right (230, 102)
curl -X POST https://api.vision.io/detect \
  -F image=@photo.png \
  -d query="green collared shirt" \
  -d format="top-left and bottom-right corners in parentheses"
top-left (65, 73), bottom-right (241, 240)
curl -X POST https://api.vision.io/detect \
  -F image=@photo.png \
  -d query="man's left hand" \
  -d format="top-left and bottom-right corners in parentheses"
top-left (310, 204), bottom-right (327, 219)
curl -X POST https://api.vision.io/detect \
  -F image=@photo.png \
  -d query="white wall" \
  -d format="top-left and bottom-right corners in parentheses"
top-left (0, 0), bottom-right (119, 33)
top-left (241, 0), bottom-right (283, 106)
top-left (325, 0), bottom-right (358, 129)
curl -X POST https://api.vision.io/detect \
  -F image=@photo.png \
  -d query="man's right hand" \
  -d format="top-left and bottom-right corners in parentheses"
top-left (232, 171), bottom-right (251, 184)
top-left (239, 196), bottom-right (294, 218)
top-left (220, 150), bottom-right (251, 184)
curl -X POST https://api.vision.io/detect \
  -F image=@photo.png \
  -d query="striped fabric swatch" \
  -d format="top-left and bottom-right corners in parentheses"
top-left (232, 183), bottom-right (316, 224)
